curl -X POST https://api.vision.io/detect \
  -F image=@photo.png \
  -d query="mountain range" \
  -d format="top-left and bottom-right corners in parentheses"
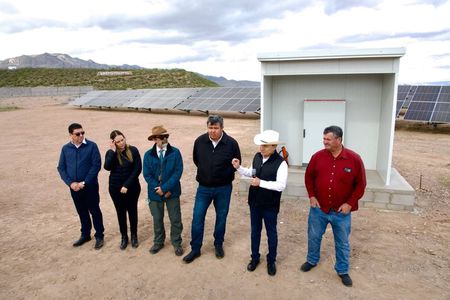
top-left (0, 53), bottom-right (259, 87)
top-left (0, 53), bottom-right (142, 70)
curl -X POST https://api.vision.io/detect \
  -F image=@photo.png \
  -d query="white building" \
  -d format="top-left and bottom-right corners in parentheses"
top-left (238, 48), bottom-right (415, 211)
top-left (258, 48), bottom-right (406, 185)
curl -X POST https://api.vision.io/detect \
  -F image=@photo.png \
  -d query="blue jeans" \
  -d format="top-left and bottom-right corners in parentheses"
top-left (306, 207), bottom-right (351, 274)
top-left (190, 184), bottom-right (232, 252)
top-left (250, 206), bottom-right (278, 264)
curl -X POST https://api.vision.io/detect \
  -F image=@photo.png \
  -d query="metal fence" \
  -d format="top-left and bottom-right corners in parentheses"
top-left (0, 86), bottom-right (94, 98)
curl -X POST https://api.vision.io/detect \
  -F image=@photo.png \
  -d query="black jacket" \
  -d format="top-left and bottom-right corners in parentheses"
top-left (193, 131), bottom-right (241, 187)
top-left (104, 145), bottom-right (142, 189)
top-left (248, 152), bottom-right (284, 212)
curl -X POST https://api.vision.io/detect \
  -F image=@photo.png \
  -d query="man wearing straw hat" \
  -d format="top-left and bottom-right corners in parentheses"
top-left (143, 125), bottom-right (184, 257)
top-left (232, 129), bottom-right (288, 276)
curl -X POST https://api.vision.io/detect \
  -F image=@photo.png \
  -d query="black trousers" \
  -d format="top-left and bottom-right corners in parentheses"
top-left (70, 183), bottom-right (104, 239)
top-left (109, 184), bottom-right (141, 237)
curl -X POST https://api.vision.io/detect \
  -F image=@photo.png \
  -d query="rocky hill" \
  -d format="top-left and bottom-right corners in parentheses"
top-left (0, 53), bottom-right (260, 89)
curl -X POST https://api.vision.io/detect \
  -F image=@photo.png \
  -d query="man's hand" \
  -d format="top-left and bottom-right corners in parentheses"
top-left (231, 158), bottom-right (240, 169)
top-left (338, 203), bottom-right (352, 214)
top-left (250, 177), bottom-right (260, 187)
top-left (120, 187), bottom-right (128, 194)
top-left (309, 196), bottom-right (320, 208)
top-left (154, 186), bottom-right (164, 196)
top-left (70, 182), bottom-right (80, 191)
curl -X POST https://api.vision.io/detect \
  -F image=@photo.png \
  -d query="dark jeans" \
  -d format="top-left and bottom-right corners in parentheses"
top-left (70, 182), bottom-right (104, 239)
top-left (250, 206), bottom-right (278, 264)
top-left (190, 184), bottom-right (232, 252)
top-left (149, 197), bottom-right (183, 247)
top-left (109, 184), bottom-right (140, 237)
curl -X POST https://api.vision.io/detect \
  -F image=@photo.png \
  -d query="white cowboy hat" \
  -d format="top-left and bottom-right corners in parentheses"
top-left (253, 130), bottom-right (284, 145)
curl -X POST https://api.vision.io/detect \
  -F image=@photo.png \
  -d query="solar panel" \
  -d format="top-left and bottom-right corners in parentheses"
top-left (403, 85), bottom-right (418, 109)
top-left (403, 101), bottom-right (436, 121)
top-left (127, 88), bottom-right (198, 109)
top-left (397, 85), bottom-right (410, 101)
top-left (431, 103), bottom-right (450, 122)
top-left (410, 86), bottom-right (440, 102)
top-left (70, 90), bottom-right (147, 107)
top-left (431, 86), bottom-right (450, 122)
top-left (69, 90), bottom-right (106, 106)
top-left (403, 86), bottom-right (439, 121)
top-left (176, 87), bottom-right (260, 112)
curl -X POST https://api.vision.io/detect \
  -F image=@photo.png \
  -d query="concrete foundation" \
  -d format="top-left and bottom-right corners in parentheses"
top-left (237, 168), bottom-right (415, 211)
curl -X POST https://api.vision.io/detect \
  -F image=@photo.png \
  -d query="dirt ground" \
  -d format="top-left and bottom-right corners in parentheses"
top-left (0, 96), bottom-right (449, 300)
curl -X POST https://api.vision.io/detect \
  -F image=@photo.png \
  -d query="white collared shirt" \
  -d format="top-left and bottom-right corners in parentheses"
top-left (71, 138), bottom-right (87, 149)
top-left (209, 132), bottom-right (223, 148)
top-left (237, 159), bottom-right (288, 192)
top-left (157, 145), bottom-right (166, 158)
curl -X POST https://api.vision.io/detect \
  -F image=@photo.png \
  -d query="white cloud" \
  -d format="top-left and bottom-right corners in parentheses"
top-left (1, 0), bottom-right (450, 83)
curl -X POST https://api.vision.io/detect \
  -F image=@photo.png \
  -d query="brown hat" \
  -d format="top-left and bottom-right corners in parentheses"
top-left (148, 125), bottom-right (170, 141)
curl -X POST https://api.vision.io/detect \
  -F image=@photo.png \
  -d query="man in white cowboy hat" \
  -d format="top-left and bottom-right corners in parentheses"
top-left (232, 129), bottom-right (288, 276)
top-left (143, 125), bottom-right (184, 257)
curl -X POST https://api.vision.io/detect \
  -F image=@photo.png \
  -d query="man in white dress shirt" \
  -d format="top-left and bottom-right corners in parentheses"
top-left (232, 130), bottom-right (288, 276)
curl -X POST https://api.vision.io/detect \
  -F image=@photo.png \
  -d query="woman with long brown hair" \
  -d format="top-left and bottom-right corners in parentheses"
top-left (104, 130), bottom-right (142, 250)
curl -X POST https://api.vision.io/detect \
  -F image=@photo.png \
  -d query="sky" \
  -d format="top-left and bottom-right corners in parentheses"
top-left (1, 0), bottom-right (450, 84)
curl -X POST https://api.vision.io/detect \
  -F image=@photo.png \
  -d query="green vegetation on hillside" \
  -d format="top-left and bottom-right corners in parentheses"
top-left (0, 68), bottom-right (218, 89)
top-left (0, 105), bottom-right (20, 112)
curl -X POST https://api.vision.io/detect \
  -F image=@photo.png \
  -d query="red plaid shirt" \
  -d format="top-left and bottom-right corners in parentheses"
top-left (305, 147), bottom-right (366, 213)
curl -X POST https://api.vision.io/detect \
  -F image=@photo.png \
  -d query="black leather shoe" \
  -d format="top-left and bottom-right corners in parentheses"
top-left (131, 235), bottom-right (139, 248)
top-left (267, 262), bottom-right (277, 276)
top-left (174, 246), bottom-right (184, 256)
top-left (73, 236), bottom-right (91, 247)
top-left (247, 259), bottom-right (260, 272)
top-left (339, 274), bottom-right (353, 287)
top-left (183, 251), bottom-right (201, 263)
top-left (149, 244), bottom-right (164, 254)
top-left (94, 238), bottom-right (104, 250)
top-left (215, 245), bottom-right (224, 259)
top-left (300, 261), bottom-right (316, 272)
top-left (120, 236), bottom-right (128, 250)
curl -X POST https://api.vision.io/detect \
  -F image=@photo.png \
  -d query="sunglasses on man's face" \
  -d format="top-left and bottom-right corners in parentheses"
top-left (73, 131), bottom-right (85, 136)
top-left (154, 135), bottom-right (168, 140)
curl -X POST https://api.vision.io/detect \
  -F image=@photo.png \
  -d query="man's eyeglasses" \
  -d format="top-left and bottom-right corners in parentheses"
top-left (73, 131), bottom-right (85, 136)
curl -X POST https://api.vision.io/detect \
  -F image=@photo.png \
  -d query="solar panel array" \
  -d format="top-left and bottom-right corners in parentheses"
top-left (176, 87), bottom-right (260, 112)
top-left (404, 86), bottom-right (441, 122)
top-left (397, 84), bottom-right (450, 123)
top-left (70, 87), bottom-right (261, 113)
top-left (70, 85), bottom-right (450, 121)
